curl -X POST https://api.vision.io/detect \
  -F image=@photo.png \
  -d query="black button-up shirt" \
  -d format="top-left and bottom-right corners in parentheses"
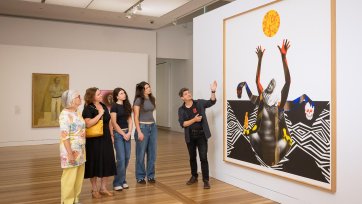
top-left (178, 99), bottom-right (216, 143)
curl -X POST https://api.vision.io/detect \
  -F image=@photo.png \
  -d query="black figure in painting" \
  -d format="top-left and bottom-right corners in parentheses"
top-left (237, 39), bottom-right (292, 166)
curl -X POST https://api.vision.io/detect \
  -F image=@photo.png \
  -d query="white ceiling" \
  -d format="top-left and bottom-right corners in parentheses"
top-left (86, 0), bottom-right (140, 13)
top-left (23, 0), bottom-right (191, 17)
top-left (137, 0), bottom-right (190, 17)
top-left (42, 0), bottom-right (93, 8)
top-left (0, 0), bottom-right (232, 29)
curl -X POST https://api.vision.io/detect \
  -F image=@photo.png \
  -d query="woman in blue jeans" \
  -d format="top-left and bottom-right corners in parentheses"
top-left (133, 81), bottom-right (157, 184)
top-left (110, 88), bottom-right (133, 191)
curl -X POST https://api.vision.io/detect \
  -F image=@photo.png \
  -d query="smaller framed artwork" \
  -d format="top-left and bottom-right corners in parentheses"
top-left (100, 90), bottom-right (113, 111)
top-left (32, 73), bottom-right (69, 128)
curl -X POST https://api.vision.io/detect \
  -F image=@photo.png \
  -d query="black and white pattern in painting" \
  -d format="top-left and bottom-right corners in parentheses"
top-left (227, 100), bottom-right (331, 183)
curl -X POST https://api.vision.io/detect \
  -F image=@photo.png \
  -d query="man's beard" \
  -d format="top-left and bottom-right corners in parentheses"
top-left (262, 90), bottom-right (279, 107)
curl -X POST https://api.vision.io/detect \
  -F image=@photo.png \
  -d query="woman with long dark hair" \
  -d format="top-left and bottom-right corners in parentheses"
top-left (110, 87), bottom-right (133, 191)
top-left (82, 87), bottom-right (116, 198)
top-left (133, 81), bottom-right (157, 184)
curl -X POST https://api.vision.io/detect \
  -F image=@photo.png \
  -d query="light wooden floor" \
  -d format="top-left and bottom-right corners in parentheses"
top-left (0, 129), bottom-right (276, 204)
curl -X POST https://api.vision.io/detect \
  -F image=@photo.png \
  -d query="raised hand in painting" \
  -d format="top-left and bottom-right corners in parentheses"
top-left (278, 39), bottom-right (291, 57)
top-left (255, 46), bottom-right (265, 60)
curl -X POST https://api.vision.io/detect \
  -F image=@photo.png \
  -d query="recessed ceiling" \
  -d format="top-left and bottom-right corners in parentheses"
top-left (86, 0), bottom-right (139, 14)
top-left (0, 0), bottom-right (234, 29)
top-left (23, 0), bottom-right (191, 17)
top-left (138, 0), bottom-right (190, 17)
top-left (42, 0), bottom-right (93, 8)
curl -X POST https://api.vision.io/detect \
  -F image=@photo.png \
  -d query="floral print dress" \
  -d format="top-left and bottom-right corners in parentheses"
top-left (59, 109), bottom-right (86, 168)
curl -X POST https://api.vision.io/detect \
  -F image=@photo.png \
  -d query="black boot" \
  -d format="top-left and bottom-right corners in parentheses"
top-left (186, 176), bottom-right (198, 185)
top-left (203, 180), bottom-right (210, 189)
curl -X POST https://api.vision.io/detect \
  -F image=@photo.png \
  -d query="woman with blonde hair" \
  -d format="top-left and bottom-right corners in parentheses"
top-left (59, 90), bottom-right (85, 204)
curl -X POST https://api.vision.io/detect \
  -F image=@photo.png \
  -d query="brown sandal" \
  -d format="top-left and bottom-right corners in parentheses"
top-left (99, 189), bottom-right (114, 197)
top-left (91, 190), bottom-right (102, 199)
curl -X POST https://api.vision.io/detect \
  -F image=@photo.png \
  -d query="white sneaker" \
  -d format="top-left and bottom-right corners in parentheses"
top-left (113, 186), bottom-right (123, 191)
top-left (122, 183), bottom-right (129, 189)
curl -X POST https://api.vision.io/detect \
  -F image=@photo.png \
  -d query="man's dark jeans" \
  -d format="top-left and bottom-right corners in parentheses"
top-left (186, 130), bottom-right (209, 182)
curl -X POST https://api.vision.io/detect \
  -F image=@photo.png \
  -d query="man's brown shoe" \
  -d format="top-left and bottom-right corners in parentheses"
top-left (203, 181), bottom-right (210, 189)
top-left (186, 176), bottom-right (198, 185)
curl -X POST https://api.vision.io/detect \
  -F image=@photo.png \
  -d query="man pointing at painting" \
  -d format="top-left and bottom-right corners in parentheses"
top-left (178, 81), bottom-right (217, 189)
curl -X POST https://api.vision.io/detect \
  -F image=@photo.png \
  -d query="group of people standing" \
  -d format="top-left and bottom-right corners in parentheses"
top-left (59, 81), bottom-right (157, 204)
top-left (58, 80), bottom-right (217, 204)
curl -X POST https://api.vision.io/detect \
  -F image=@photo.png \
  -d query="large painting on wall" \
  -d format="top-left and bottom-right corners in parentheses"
top-left (32, 73), bottom-right (69, 128)
top-left (223, 0), bottom-right (336, 191)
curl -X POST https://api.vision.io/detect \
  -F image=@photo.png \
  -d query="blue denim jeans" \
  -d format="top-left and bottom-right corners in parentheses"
top-left (134, 123), bottom-right (158, 180)
top-left (113, 130), bottom-right (131, 187)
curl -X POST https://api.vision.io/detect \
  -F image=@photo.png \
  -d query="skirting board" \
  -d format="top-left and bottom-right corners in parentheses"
top-left (213, 169), bottom-right (302, 203)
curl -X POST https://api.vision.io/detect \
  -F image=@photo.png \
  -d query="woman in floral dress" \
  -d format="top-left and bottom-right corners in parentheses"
top-left (59, 90), bottom-right (86, 204)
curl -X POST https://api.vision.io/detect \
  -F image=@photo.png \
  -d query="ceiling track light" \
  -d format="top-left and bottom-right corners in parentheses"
top-left (124, 0), bottom-right (144, 19)
top-left (137, 3), bottom-right (142, 11)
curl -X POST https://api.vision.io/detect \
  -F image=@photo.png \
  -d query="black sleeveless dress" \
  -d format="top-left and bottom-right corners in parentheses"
top-left (82, 102), bottom-right (116, 178)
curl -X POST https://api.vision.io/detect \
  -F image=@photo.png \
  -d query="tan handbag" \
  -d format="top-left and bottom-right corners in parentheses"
top-left (86, 118), bottom-right (103, 138)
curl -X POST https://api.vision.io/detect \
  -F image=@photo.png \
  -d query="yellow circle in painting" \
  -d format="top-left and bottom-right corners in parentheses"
top-left (262, 10), bottom-right (280, 37)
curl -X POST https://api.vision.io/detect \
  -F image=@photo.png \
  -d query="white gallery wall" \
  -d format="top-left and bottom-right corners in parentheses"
top-left (156, 22), bottom-right (193, 59)
top-left (0, 16), bottom-right (156, 93)
top-left (156, 58), bottom-right (193, 133)
top-left (0, 45), bottom-right (148, 147)
top-left (0, 16), bottom-right (155, 147)
top-left (156, 23), bottom-right (193, 132)
top-left (0, 16), bottom-right (156, 88)
top-left (170, 58), bottom-right (193, 133)
top-left (194, 0), bottom-right (362, 203)
top-left (156, 61), bottom-right (172, 127)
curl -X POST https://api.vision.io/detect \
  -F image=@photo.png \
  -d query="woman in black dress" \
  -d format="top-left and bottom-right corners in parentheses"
top-left (82, 87), bottom-right (116, 198)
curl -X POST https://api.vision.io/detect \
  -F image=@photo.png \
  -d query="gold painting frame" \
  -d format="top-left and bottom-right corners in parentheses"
top-left (32, 73), bottom-right (69, 128)
top-left (222, 0), bottom-right (336, 192)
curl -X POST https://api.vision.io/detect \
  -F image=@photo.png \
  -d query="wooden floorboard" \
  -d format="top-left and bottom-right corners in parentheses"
top-left (0, 129), bottom-right (276, 204)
